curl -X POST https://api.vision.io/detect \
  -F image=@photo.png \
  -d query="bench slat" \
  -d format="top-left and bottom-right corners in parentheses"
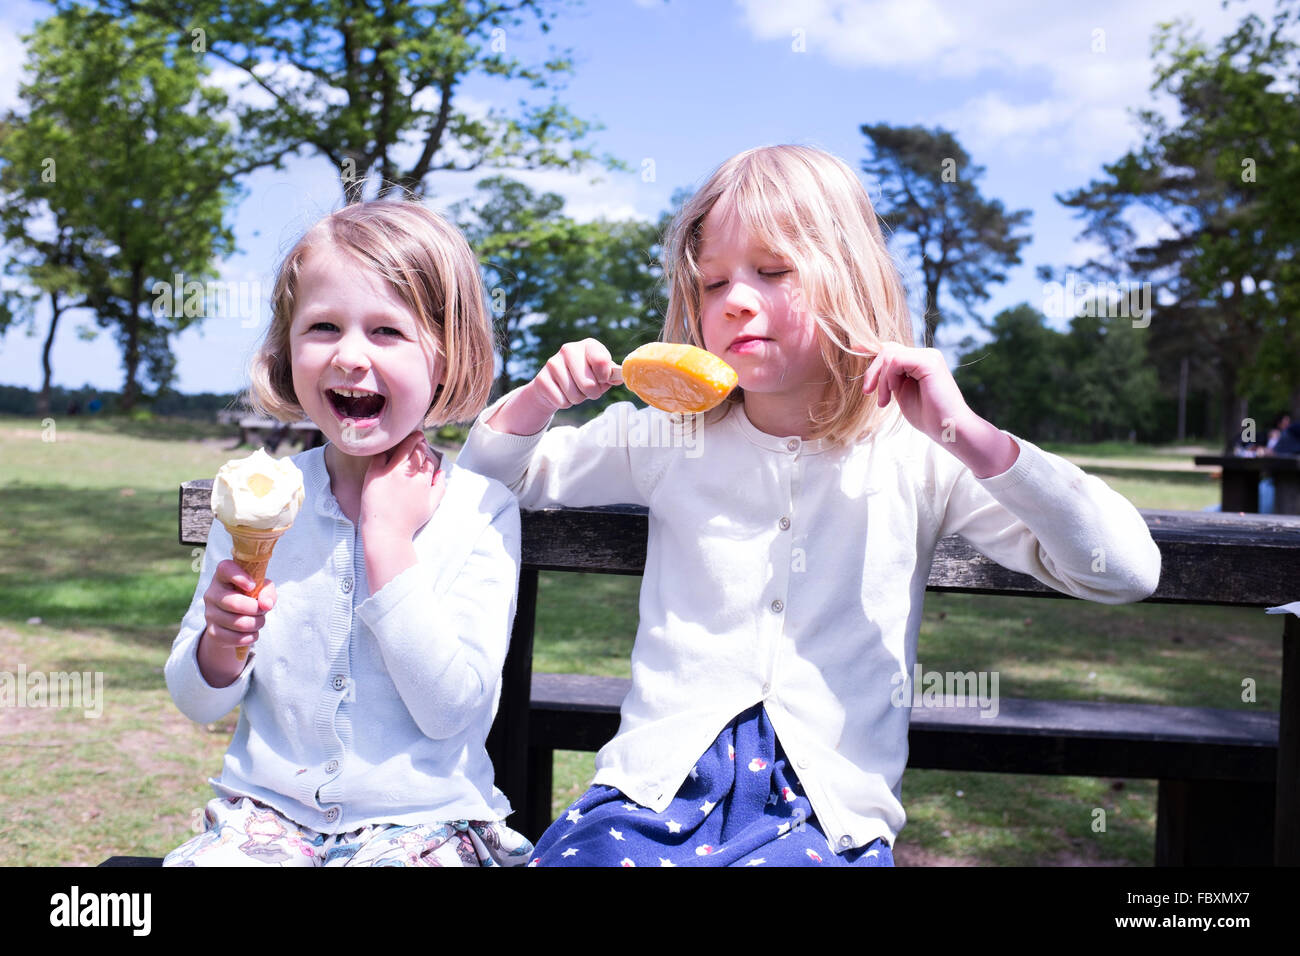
top-left (180, 482), bottom-right (1300, 606)
top-left (528, 673), bottom-right (1278, 781)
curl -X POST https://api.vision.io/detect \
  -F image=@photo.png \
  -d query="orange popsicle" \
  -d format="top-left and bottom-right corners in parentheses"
top-left (621, 343), bottom-right (738, 414)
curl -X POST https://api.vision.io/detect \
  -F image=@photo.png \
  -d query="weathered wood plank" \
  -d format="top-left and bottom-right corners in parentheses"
top-left (180, 484), bottom-right (1300, 606)
top-left (1277, 614), bottom-right (1299, 865)
top-left (526, 673), bottom-right (1279, 780)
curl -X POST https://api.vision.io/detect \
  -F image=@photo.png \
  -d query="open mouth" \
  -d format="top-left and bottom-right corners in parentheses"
top-left (327, 388), bottom-right (386, 420)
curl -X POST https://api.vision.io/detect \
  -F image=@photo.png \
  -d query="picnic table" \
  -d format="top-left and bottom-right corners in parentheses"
top-left (236, 416), bottom-right (325, 452)
top-left (1195, 454), bottom-right (1300, 514)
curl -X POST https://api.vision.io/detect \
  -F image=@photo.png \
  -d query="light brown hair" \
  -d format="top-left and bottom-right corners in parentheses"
top-left (249, 201), bottom-right (494, 425)
top-left (663, 145), bottom-right (913, 444)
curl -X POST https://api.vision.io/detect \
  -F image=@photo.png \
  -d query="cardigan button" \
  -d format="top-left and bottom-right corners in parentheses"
top-left (779, 516), bottom-right (790, 530)
top-left (325, 760), bottom-right (339, 774)
top-left (770, 599), bottom-right (784, 613)
top-left (325, 807), bottom-right (340, 823)
top-left (341, 576), bottom-right (354, 594)
top-left (331, 675), bottom-right (347, 691)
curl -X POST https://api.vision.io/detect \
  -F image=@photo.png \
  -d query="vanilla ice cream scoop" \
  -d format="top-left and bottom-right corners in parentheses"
top-left (211, 448), bottom-right (305, 531)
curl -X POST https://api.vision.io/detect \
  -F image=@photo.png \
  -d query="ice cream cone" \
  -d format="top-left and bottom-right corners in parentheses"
top-left (223, 523), bottom-right (289, 661)
top-left (210, 448), bottom-right (304, 663)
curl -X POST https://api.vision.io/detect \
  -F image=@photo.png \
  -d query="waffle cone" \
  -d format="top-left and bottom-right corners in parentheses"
top-left (223, 523), bottom-right (289, 660)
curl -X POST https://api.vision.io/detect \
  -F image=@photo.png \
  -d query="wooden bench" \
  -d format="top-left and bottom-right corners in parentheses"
top-left (112, 486), bottom-right (1297, 868)
top-left (494, 505), bottom-right (1299, 867)
top-left (1195, 453), bottom-right (1300, 515)
top-left (236, 417), bottom-right (325, 452)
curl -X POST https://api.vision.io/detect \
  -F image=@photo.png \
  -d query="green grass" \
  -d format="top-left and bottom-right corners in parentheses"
top-left (0, 416), bottom-right (1281, 866)
top-left (1078, 468), bottom-right (1219, 511)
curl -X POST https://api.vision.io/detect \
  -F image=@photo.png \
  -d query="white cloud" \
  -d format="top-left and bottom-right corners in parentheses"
top-left (738, 0), bottom-right (1279, 170)
top-left (934, 92), bottom-right (1058, 151)
top-left (743, 0), bottom-right (960, 68)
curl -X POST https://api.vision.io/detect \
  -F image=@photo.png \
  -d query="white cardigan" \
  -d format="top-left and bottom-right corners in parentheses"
top-left (166, 447), bottom-right (520, 832)
top-left (459, 396), bottom-right (1161, 852)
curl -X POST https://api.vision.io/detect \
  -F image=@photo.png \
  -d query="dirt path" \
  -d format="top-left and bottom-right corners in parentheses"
top-left (1061, 455), bottom-right (1216, 474)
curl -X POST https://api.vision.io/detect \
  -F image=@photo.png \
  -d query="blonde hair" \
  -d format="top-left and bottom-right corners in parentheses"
top-left (249, 201), bottom-right (494, 426)
top-left (663, 145), bottom-right (913, 444)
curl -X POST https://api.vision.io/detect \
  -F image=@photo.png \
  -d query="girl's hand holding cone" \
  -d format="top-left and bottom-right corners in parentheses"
top-left (197, 560), bottom-right (277, 688)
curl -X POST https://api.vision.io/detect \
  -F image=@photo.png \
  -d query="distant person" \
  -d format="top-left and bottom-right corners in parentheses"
top-left (1256, 412), bottom-right (1295, 514)
top-left (1273, 418), bottom-right (1300, 457)
top-left (164, 200), bottom-right (530, 867)
top-left (1265, 412), bottom-right (1292, 452)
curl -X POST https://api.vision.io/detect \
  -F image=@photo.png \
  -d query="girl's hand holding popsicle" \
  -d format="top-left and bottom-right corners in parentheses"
top-left (488, 339), bottom-right (738, 436)
top-left (488, 339), bottom-right (624, 435)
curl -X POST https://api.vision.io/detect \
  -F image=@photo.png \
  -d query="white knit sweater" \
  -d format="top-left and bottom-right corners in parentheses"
top-left (458, 396), bottom-right (1161, 851)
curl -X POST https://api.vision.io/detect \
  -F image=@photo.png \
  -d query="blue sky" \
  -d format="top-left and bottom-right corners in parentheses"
top-left (0, 0), bottom-right (1279, 395)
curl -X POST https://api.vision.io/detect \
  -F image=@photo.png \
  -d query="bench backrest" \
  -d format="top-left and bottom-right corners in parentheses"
top-left (181, 481), bottom-right (1300, 607)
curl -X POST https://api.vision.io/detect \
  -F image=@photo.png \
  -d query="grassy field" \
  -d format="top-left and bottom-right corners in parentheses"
top-left (0, 414), bottom-right (1281, 866)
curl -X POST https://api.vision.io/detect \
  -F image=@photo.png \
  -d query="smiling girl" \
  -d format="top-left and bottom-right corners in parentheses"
top-left (163, 201), bottom-right (532, 867)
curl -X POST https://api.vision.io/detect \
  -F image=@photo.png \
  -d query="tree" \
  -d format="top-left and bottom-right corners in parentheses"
top-left (453, 176), bottom-right (663, 404)
top-left (861, 123), bottom-right (1031, 348)
top-left (79, 0), bottom-right (610, 203)
top-left (955, 302), bottom-right (1159, 442)
top-left (0, 7), bottom-right (244, 410)
top-left (1060, 310), bottom-right (1160, 442)
top-left (1056, 5), bottom-right (1300, 448)
top-left (0, 55), bottom-right (97, 416)
top-left (527, 215), bottom-right (665, 390)
top-left (452, 176), bottom-right (586, 396)
top-left (954, 304), bottom-right (1069, 441)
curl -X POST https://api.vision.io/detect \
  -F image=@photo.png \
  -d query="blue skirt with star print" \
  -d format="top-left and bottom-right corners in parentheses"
top-left (530, 704), bottom-right (893, 867)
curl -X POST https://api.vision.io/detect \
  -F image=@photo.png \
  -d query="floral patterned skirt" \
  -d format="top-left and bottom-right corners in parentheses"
top-left (164, 796), bottom-right (534, 867)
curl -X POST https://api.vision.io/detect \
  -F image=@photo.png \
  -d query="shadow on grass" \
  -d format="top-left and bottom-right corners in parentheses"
top-left (0, 484), bottom-right (199, 647)
top-left (57, 414), bottom-right (234, 443)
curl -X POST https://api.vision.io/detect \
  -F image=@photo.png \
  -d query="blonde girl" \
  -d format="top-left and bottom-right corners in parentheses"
top-left (165, 201), bottom-right (531, 867)
top-left (459, 146), bottom-right (1160, 866)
